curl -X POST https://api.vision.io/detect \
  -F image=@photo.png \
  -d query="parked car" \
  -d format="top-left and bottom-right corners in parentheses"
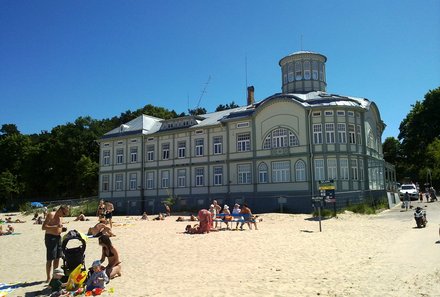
top-left (399, 184), bottom-right (419, 201)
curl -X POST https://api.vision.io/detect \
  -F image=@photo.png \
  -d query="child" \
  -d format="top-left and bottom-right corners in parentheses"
top-left (49, 268), bottom-right (67, 295)
top-left (85, 260), bottom-right (109, 292)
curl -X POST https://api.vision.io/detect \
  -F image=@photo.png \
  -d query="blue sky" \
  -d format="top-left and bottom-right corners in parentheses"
top-left (1, 0), bottom-right (439, 140)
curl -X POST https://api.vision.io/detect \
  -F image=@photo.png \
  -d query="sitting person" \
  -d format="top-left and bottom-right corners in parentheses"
top-left (34, 216), bottom-right (43, 225)
top-left (185, 224), bottom-right (200, 234)
top-left (141, 212), bottom-right (149, 220)
top-left (176, 216), bottom-right (185, 222)
top-left (87, 222), bottom-right (115, 237)
top-left (98, 235), bottom-right (121, 279)
top-left (153, 213), bottom-right (165, 221)
top-left (32, 212), bottom-right (39, 220)
top-left (85, 260), bottom-right (109, 292)
top-left (74, 212), bottom-right (88, 221)
top-left (221, 204), bottom-right (232, 229)
top-left (0, 225), bottom-right (13, 235)
top-left (49, 268), bottom-right (67, 293)
top-left (190, 214), bottom-right (198, 221)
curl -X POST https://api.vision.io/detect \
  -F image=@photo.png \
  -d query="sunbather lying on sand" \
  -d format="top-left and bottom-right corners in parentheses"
top-left (87, 222), bottom-right (115, 237)
top-left (5, 217), bottom-right (26, 223)
top-left (74, 212), bottom-right (89, 221)
top-left (0, 224), bottom-right (14, 235)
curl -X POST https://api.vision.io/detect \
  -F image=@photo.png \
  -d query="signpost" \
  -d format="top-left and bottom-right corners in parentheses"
top-left (312, 196), bottom-right (323, 232)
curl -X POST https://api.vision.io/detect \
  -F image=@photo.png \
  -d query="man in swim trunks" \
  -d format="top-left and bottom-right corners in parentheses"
top-left (42, 205), bottom-right (69, 282)
top-left (104, 201), bottom-right (114, 228)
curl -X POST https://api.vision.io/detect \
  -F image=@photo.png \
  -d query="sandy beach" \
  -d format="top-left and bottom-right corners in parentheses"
top-left (1, 201), bottom-right (440, 297)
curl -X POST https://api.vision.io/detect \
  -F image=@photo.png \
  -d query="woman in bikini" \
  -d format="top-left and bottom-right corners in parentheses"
top-left (99, 235), bottom-right (121, 279)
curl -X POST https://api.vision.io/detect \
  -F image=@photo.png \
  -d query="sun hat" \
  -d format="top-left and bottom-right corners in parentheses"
top-left (223, 205), bottom-right (229, 209)
top-left (210, 204), bottom-right (214, 208)
top-left (53, 268), bottom-right (64, 276)
top-left (234, 203), bottom-right (240, 207)
top-left (92, 260), bottom-right (101, 268)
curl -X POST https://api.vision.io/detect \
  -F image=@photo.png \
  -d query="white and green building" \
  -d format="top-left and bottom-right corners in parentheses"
top-left (98, 51), bottom-right (396, 214)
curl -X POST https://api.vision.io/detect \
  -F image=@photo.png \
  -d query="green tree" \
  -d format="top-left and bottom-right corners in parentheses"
top-left (215, 101), bottom-right (240, 111)
top-left (0, 170), bottom-right (21, 206)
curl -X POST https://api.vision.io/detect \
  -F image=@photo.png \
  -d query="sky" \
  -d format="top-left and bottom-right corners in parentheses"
top-left (0, 0), bottom-right (439, 140)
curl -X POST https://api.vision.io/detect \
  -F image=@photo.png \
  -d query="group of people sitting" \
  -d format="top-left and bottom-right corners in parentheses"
top-left (0, 224), bottom-right (14, 235)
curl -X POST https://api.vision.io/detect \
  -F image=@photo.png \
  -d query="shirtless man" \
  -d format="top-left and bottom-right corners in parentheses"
top-left (42, 205), bottom-right (69, 282)
top-left (104, 201), bottom-right (114, 228)
top-left (87, 222), bottom-right (115, 237)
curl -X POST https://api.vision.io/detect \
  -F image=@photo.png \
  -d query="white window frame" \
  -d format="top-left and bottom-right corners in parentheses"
top-left (304, 60), bottom-right (311, 80)
top-left (116, 148), bottom-right (124, 164)
top-left (161, 170), bottom-right (169, 188)
top-left (340, 159), bottom-right (349, 180)
top-left (102, 175), bottom-right (110, 192)
top-left (237, 133), bottom-right (251, 152)
top-left (295, 160), bottom-right (306, 182)
top-left (327, 158), bottom-right (337, 180)
top-left (314, 159), bottom-right (325, 181)
top-left (313, 124), bottom-right (323, 144)
top-left (213, 136), bottom-right (223, 155)
top-left (177, 169), bottom-right (186, 188)
top-left (351, 159), bottom-right (359, 180)
top-left (356, 125), bottom-right (362, 145)
top-left (238, 164), bottom-right (252, 184)
top-left (146, 172), bottom-right (154, 189)
top-left (258, 163), bottom-right (268, 183)
top-left (325, 123), bottom-right (335, 144)
top-left (162, 143), bottom-right (170, 160)
top-left (146, 145), bottom-right (155, 161)
top-left (337, 123), bottom-right (347, 143)
top-left (129, 173), bottom-right (137, 190)
top-left (213, 166), bottom-right (223, 186)
top-left (195, 167), bottom-right (204, 187)
top-left (348, 124), bottom-right (356, 144)
top-left (103, 150), bottom-right (110, 166)
top-left (115, 174), bottom-right (123, 191)
top-left (195, 138), bottom-right (204, 156)
top-left (295, 61), bottom-right (302, 80)
top-left (272, 161), bottom-right (290, 183)
top-left (178, 141), bottom-right (186, 159)
top-left (324, 110), bottom-right (334, 116)
top-left (130, 147), bottom-right (138, 163)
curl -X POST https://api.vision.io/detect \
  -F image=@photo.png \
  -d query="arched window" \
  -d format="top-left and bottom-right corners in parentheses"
top-left (263, 128), bottom-right (299, 149)
top-left (295, 160), bottom-right (306, 181)
top-left (258, 163), bottom-right (268, 183)
top-left (304, 61), bottom-right (311, 80)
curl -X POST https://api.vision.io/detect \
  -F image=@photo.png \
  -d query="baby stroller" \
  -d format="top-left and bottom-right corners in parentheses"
top-left (61, 229), bottom-right (87, 279)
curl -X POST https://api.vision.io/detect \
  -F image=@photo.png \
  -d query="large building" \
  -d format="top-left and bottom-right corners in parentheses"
top-left (98, 51), bottom-right (396, 214)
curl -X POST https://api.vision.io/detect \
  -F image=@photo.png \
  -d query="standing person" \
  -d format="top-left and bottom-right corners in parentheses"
top-left (98, 235), bottom-right (122, 279)
top-left (42, 205), bottom-right (69, 282)
top-left (104, 201), bottom-right (114, 228)
top-left (404, 192), bottom-right (410, 211)
top-left (96, 200), bottom-right (106, 220)
top-left (212, 200), bottom-right (221, 214)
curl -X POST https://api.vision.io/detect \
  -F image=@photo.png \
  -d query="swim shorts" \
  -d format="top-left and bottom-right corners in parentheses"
top-left (105, 211), bottom-right (113, 219)
top-left (45, 234), bottom-right (63, 261)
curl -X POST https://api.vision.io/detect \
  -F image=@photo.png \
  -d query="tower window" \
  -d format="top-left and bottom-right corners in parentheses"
top-left (312, 61), bottom-right (318, 80)
top-left (304, 61), bottom-right (311, 80)
top-left (295, 61), bottom-right (302, 80)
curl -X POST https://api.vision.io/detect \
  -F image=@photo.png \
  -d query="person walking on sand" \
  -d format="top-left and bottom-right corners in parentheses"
top-left (42, 205), bottom-right (69, 282)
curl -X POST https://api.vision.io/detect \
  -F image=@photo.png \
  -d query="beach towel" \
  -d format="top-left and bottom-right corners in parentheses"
top-left (0, 283), bottom-right (18, 297)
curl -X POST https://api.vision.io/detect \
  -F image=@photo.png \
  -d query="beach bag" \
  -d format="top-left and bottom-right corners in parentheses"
top-left (66, 264), bottom-right (87, 290)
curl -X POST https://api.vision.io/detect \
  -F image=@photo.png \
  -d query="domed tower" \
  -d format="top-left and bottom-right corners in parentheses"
top-left (279, 51), bottom-right (327, 93)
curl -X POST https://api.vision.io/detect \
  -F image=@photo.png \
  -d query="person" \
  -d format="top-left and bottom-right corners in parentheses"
top-left (185, 224), bottom-right (200, 234)
top-left (141, 212), bottom-right (149, 220)
top-left (164, 203), bottom-right (171, 217)
top-left (221, 204), bottom-right (232, 229)
top-left (85, 260), bottom-right (109, 292)
top-left (5, 217), bottom-right (26, 223)
top-left (87, 222), bottom-right (115, 237)
top-left (98, 235), bottom-right (122, 279)
top-left (240, 203), bottom-right (258, 230)
top-left (404, 192), bottom-right (410, 211)
top-left (33, 212), bottom-right (39, 220)
top-left (48, 267), bottom-right (66, 293)
top-left (74, 212), bottom-right (88, 221)
top-left (153, 213), bottom-right (165, 221)
top-left (212, 200), bottom-right (222, 215)
top-left (419, 192), bottom-right (423, 203)
top-left (0, 224), bottom-right (14, 235)
top-left (190, 214), bottom-right (198, 221)
top-left (232, 203), bottom-right (242, 229)
top-left (104, 201), bottom-right (114, 228)
top-left (34, 216), bottom-right (43, 225)
top-left (43, 206), bottom-right (48, 219)
top-left (96, 200), bottom-right (106, 220)
top-left (42, 205), bottom-right (69, 282)
top-left (197, 209), bottom-right (213, 233)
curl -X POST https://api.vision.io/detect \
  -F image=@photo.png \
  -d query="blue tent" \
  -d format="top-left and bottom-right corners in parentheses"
top-left (31, 202), bottom-right (44, 208)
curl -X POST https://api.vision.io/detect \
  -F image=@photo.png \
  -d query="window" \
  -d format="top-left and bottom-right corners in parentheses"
top-left (195, 138), bottom-right (204, 156)
top-left (337, 123), bottom-right (346, 143)
top-left (272, 161), bottom-right (290, 183)
top-left (327, 158), bottom-right (337, 180)
top-left (283, 73), bottom-right (288, 84)
top-left (213, 136), bottom-right (223, 154)
top-left (351, 159), bottom-right (358, 180)
top-left (288, 63), bottom-right (294, 82)
top-left (263, 128), bottom-right (299, 149)
top-left (238, 164), bottom-right (252, 184)
top-left (325, 123), bottom-right (335, 144)
top-left (312, 111), bottom-right (321, 117)
top-left (161, 171), bottom-right (169, 188)
top-left (347, 111), bottom-right (355, 117)
top-left (312, 61), bottom-right (318, 80)
top-left (295, 160), bottom-right (306, 181)
top-left (213, 166), bottom-right (223, 186)
top-left (177, 169), bottom-right (186, 188)
top-left (304, 61), bottom-right (311, 79)
top-left (314, 159), bottom-right (325, 181)
top-left (116, 148), bottom-right (124, 164)
top-left (258, 163), bottom-right (268, 183)
top-left (115, 174), bottom-right (123, 191)
top-left (102, 175), bottom-right (109, 192)
top-left (313, 124), bottom-right (323, 144)
top-left (348, 124), bottom-right (356, 144)
top-left (236, 122), bottom-right (249, 128)
top-left (319, 63), bottom-right (325, 81)
top-left (146, 172), bottom-right (154, 189)
top-left (356, 125), bottom-right (362, 145)
top-left (162, 143), bottom-right (170, 160)
top-left (359, 159), bottom-right (364, 180)
top-left (340, 159), bottom-right (349, 180)
top-left (337, 110), bottom-right (345, 116)
top-left (263, 135), bottom-right (271, 149)
top-left (195, 167), bottom-right (204, 186)
top-left (146, 145), bottom-right (155, 161)
top-left (129, 173), bottom-right (137, 190)
top-left (103, 150), bottom-right (110, 166)
top-left (295, 61), bottom-right (302, 80)
top-left (130, 147), bottom-right (138, 163)
top-left (324, 110), bottom-right (333, 116)
top-left (237, 133), bottom-right (251, 152)
top-left (178, 141), bottom-right (186, 158)
top-left (272, 128), bottom-right (288, 148)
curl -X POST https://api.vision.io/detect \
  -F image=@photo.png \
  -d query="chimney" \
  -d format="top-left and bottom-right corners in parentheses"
top-left (247, 86), bottom-right (254, 105)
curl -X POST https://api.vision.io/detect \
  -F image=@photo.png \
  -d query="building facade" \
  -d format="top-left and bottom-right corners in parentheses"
top-left (98, 51), bottom-right (396, 214)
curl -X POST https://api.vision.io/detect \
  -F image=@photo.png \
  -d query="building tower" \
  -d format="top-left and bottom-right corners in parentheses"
top-left (279, 51), bottom-right (327, 93)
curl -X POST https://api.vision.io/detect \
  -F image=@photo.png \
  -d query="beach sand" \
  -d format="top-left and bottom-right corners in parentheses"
top-left (1, 202), bottom-right (439, 297)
